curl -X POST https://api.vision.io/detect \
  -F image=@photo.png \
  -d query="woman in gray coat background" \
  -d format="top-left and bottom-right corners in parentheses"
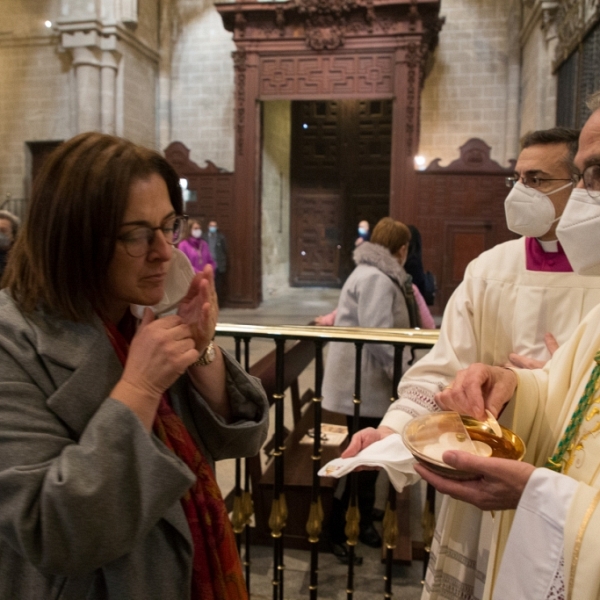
top-left (0, 133), bottom-right (268, 600)
top-left (322, 217), bottom-right (417, 557)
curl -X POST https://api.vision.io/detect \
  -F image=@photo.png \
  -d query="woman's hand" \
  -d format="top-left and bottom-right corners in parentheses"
top-left (435, 364), bottom-right (518, 421)
top-left (111, 309), bottom-right (199, 430)
top-left (414, 451), bottom-right (535, 511)
top-left (177, 264), bottom-right (231, 422)
top-left (177, 264), bottom-right (218, 354)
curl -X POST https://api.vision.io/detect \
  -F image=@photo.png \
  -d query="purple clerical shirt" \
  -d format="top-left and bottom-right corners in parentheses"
top-left (525, 237), bottom-right (573, 273)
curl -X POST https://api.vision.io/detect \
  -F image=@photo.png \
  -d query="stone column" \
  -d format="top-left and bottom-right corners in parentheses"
top-left (71, 45), bottom-right (101, 133)
top-left (101, 49), bottom-right (120, 134)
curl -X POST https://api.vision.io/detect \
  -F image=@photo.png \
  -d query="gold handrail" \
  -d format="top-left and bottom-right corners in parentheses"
top-left (216, 323), bottom-right (439, 346)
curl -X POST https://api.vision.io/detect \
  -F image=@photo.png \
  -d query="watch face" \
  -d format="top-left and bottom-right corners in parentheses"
top-left (206, 343), bottom-right (216, 362)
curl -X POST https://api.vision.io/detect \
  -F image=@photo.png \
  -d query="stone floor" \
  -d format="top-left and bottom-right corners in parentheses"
top-left (246, 543), bottom-right (424, 600)
top-left (215, 287), bottom-right (426, 599)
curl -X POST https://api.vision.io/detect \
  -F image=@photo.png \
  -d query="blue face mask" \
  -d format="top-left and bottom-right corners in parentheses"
top-left (209, 226), bottom-right (217, 234)
top-left (358, 227), bottom-right (368, 236)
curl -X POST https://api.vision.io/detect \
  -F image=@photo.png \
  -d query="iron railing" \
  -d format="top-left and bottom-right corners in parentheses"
top-left (215, 323), bottom-right (439, 599)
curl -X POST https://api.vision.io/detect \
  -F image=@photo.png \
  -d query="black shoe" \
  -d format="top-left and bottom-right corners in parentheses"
top-left (371, 508), bottom-right (385, 522)
top-left (331, 543), bottom-right (363, 565)
top-left (359, 523), bottom-right (382, 548)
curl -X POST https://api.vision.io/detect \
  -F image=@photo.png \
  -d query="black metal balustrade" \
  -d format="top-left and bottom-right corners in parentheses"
top-left (215, 323), bottom-right (439, 599)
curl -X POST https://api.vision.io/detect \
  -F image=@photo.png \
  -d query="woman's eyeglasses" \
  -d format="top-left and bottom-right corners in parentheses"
top-left (117, 215), bottom-right (188, 257)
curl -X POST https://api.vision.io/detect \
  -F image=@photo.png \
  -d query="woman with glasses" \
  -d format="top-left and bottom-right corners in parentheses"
top-left (0, 132), bottom-right (268, 599)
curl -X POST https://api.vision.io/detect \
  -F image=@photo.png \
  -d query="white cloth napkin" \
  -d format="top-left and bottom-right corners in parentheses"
top-left (318, 434), bottom-right (419, 492)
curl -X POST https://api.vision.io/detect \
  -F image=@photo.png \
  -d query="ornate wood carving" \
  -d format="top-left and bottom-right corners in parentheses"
top-left (164, 142), bottom-right (227, 175)
top-left (554, 0), bottom-right (600, 68)
top-left (219, 0), bottom-right (442, 73)
top-left (424, 138), bottom-right (517, 173)
top-left (415, 138), bottom-right (516, 312)
top-left (216, 0), bottom-right (442, 306)
top-left (260, 54), bottom-right (394, 98)
top-left (164, 142), bottom-right (234, 302)
top-left (233, 50), bottom-right (247, 157)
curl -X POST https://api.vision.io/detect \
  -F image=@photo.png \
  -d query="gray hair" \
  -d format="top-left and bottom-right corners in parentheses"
top-left (0, 210), bottom-right (20, 238)
top-left (587, 90), bottom-right (600, 112)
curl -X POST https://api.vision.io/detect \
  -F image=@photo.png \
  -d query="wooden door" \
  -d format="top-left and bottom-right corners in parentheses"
top-left (442, 222), bottom-right (492, 306)
top-left (290, 100), bottom-right (391, 286)
top-left (290, 190), bottom-right (343, 286)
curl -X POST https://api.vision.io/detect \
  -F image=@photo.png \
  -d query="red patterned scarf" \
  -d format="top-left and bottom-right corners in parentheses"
top-left (103, 314), bottom-right (248, 600)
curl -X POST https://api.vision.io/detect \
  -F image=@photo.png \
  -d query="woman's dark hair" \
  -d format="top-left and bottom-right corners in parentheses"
top-left (3, 132), bottom-right (183, 321)
top-left (404, 224), bottom-right (426, 293)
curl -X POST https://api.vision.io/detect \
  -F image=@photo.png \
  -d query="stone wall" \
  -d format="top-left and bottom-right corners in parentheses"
top-left (0, 0), bottom-right (69, 201)
top-left (0, 0), bottom-right (163, 205)
top-left (261, 101), bottom-right (291, 297)
top-left (167, 1), bottom-right (236, 170)
top-left (419, 0), bottom-right (518, 167)
top-left (121, 42), bottom-right (159, 148)
top-left (519, 3), bottom-right (558, 136)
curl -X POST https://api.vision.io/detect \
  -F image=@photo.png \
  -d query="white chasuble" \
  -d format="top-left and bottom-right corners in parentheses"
top-left (377, 238), bottom-right (600, 600)
top-left (493, 309), bottom-right (600, 600)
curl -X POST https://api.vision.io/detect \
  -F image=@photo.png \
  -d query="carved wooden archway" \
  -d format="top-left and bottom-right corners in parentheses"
top-left (217, 0), bottom-right (443, 307)
top-left (415, 138), bottom-right (517, 313)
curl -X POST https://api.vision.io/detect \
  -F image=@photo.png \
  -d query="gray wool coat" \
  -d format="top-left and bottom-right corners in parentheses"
top-left (0, 290), bottom-right (268, 600)
top-left (322, 242), bottom-right (412, 418)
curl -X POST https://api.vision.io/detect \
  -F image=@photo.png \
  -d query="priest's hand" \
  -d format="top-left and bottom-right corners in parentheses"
top-left (506, 332), bottom-right (559, 370)
top-left (414, 451), bottom-right (536, 511)
top-left (435, 363), bottom-right (518, 421)
top-left (342, 426), bottom-right (396, 458)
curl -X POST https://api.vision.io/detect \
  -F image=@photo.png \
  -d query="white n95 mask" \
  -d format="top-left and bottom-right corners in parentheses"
top-left (556, 188), bottom-right (600, 276)
top-left (504, 181), bottom-right (571, 238)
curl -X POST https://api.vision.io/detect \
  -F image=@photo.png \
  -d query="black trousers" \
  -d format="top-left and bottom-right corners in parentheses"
top-left (328, 415), bottom-right (381, 545)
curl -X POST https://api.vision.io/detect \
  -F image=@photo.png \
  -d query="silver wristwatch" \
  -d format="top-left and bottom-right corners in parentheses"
top-left (191, 341), bottom-right (216, 367)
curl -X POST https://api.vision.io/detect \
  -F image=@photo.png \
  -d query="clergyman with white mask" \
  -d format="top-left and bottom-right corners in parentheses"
top-left (419, 91), bottom-right (600, 600)
top-left (340, 126), bottom-right (600, 600)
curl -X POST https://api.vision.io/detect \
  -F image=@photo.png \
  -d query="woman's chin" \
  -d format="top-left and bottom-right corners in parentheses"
top-left (136, 290), bottom-right (165, 309)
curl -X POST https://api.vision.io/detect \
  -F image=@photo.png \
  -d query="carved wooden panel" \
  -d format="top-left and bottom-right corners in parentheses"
top-left (216, 0), bottom-right (443, 306)
top-left (290, 99), bottom-right (392, 285)
top-left (290, 190), bottom-right (342, 286)
top-left (444, 225), bottom-right (490, 300)
top-left (260, 54), bottom-right (394, 98)
top-left (414, 139), bottom-right (517, 313)
top-left (164, 142), bottom-right (235, 302)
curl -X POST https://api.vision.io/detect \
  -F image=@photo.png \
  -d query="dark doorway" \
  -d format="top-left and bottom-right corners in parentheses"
top-left (289, 99), bottom-right (392, 287)
top-left (27, 140), bottom-right (63, 184)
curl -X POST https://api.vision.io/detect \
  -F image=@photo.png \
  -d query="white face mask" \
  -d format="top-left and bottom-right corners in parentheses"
top-left (556, 188), bottom-right (600, 275)
top-left (191, 229), bottom-right (202, 239)
top-left (504, 181), bottom-right (572, 238)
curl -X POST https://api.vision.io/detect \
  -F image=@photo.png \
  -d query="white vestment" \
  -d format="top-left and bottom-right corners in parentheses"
top-left (379, 237), bottom-right (600, 600)
top-left (492, 305), bottom-right (600, 600)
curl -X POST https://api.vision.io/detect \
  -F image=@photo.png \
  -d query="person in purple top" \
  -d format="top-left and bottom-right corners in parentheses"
top-left (177, 219), bottom-right (216, 273)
